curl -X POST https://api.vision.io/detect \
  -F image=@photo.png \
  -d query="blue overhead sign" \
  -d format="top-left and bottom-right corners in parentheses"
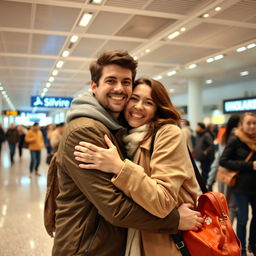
top-left (31, 96), bottom-right (73, 108)
top-left (223, 97), bottom-right (256, 114)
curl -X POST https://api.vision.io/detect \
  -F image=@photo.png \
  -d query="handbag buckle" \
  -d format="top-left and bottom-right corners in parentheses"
top-left (176, 241), bottom-right (185, 250)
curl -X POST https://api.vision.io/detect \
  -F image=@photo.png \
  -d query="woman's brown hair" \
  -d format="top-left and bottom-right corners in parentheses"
top-left (133, 78), bottom-right (180, 139)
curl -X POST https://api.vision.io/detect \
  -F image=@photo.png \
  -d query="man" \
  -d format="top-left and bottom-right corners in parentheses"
top-left (53, 51), bottom-right (198, 255)
top-left (50, 122), bottom-right (65, 153)
top-left (5, 123), bottom-right (19, 164)
top-left (194, 122), bottom-right (215, 184)
top-left (25, 122), bottom-right (44, 177)
top-left (181, 119), bottom-right (195, 152)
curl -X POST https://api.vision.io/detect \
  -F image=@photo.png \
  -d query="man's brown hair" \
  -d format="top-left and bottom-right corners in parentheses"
top-left (90, 50), bottom-right (138, 85)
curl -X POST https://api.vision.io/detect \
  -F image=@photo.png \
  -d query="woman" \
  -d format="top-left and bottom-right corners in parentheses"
top-left (219, 112), bottom-right (256, 256)
top-left (74, 78), bottom-right (201, 256)
top-left (207, 114), bottom-right (240, 223)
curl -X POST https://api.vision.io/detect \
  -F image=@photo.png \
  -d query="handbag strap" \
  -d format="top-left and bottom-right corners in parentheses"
top-left (245, 150), bottom-right (254, 162)
top-left (150, 134), bottom-right (208, 256)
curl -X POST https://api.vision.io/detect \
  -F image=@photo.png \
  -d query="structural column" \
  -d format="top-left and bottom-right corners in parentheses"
top-left (188, 78), bottom-right (203, 130)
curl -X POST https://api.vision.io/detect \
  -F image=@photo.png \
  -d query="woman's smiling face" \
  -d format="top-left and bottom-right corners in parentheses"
top-left (124, 83), bottom-right (157, 128)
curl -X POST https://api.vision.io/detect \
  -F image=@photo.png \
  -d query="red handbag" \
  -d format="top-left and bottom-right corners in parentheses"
top-left (172, 150), bottom-right (241, 256)
top-left (183, 192), bottom-right (241, 256)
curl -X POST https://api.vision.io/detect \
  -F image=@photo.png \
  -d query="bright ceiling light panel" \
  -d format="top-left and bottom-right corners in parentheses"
top-left (79, 13), bottom-right (93, 27)
top-left (56, 61), bottom-right (64, 68)
top-left (62, 50), bottom-right (70, 57)
top-left (188, 64), bottom-right (197, 69)
top-left (167, 70), bottom-right (177, 76)
top-left (168, 31), bottom-right (180, 39)
top-left (240, 71), bottom-right (249, 76)
top-left (52, 70), bottom-right (58, 76)
top-left (70, 35), bottom-right (79, 43)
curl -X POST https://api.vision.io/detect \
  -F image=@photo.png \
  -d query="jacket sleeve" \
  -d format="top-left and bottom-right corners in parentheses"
top-left (219, 137), bottom-right (253, 171)
top-left (61, 126), bottom-right (180, 234)
top-left (112, 125), bottom-right (197, 218)
top-left (25, 131), bottom-right (35, 143)
top-left (204, 133), bottom-right (214, 155)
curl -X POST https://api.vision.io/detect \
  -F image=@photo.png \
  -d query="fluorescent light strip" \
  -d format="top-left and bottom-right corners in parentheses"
top-left (168, 31), bottom-right (180, 39)
top-left (206, 79), bottom-right (213, 84)
top-left (167, 70), bottom-right (177, 76)
top-left (188, 64), bottom-right (197, 69)
top-left (79, 13), bottom-right (93, 27)
top-left (49, 76), bottom-right (54, 82)
top-left (240, 71), bottom-right (249, 76)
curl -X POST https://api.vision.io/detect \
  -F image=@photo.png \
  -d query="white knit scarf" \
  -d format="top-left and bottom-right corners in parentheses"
top-left (123, 124), bottom-right (149, 158)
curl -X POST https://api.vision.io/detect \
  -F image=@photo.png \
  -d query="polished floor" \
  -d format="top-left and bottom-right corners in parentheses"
top-left (0, 143), bottom-right (254, 256)
top-left (0, 144), bottom-right (53, 256)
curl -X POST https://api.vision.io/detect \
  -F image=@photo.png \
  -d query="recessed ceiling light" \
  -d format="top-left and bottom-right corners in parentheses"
top-left (247, 43), bottom-right (256, 49)
top-left (46, 83), bottom-right (51, 88)
top-left (167, 70), bottom-right (177, 76)
top-left (70, 35), bottom-right (79, 43)
top-left (62, 50), bottom-right (70, 57)
top-left (206, 79), bottom-right (213, 84)
top-left (134, 56), bottom-right (138, 60)
top-left (49, 76), bottom-right (54, 82)
top-left (236, 47), bottom-right (246, 52)
top-left (240, 71), bottom-right (249, 76)
top-left (188, 64), bottom-right (197, 69)
top-left (168, 31), bottom-right (180, 40)
top-left (215, 7), bottom-right (221, 12)
top-left (2, 91), bottom-right (6, 95)
top-left (89, 0), bottom-right (103, 3)
top-left (145, 49), bottom-right (150, 53)
top-left (56, 61), bottom-right (64, 68)
top-left (202, 13), bottom-right (210, 18)
top-left (0, 86), bottom-right (3, 90)
top-left (180, 27), bottom-right (186, 32)
top-left (169, 88), bottom-right (175, 93)
top-left (153, 75), bottom-right (162, 80)
top-left (206, 57), bottom-right (214, 63)
top-left (214, 54), bottom-right (224, 61)
top-left (43, 88), bottom-right (48, 93)
top-left (52, 70), bottom-right (58, 76)
top-left (79, 13), bottom-right (93, 27)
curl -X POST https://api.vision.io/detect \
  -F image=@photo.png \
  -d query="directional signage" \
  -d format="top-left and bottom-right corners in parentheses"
top-left (31, 96), bottom-right (73, 108)
top-left (3, 110), bottom-right (20, 116)
top-left (223, 97), bottom-right (256, 114)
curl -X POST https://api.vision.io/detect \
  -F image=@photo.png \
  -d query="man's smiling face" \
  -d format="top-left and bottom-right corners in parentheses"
top-left (91, 64), bottom-right (133, 118)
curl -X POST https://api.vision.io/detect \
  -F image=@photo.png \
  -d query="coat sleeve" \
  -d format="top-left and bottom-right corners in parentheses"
top-left (61, 126), bottom-right (180, 234)
top-left (219, 138), bottom-right (253, 171)
top-left (112, 125), bottom-right (196, 218)
top-left (25, 131), bottom-right (35, 143)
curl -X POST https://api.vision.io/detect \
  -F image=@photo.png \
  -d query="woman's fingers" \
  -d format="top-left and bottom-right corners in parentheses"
top-left (104, 134), bottom-right (115, 149)
top-left (78, 163), bottom-right (96, 169)
top-left (78, 141), bottom-right (98, 152)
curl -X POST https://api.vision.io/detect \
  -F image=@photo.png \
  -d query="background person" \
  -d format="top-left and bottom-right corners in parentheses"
top-left (194, 122), bottom-right (215, 184)
top-left (220, 112), bottom-right (256, 256)
top-left (0, 123), bottom-right (5, 155)
top-left (207, 114), bottom-right (240, 223)
top-left (5, 123), bottom-right (19, 164)
top-left (74, 78), bottom-right (201, 256)
top-left (25, 122), bottom-right (44, 178)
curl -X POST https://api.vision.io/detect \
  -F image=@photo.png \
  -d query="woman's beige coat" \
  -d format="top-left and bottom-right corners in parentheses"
top-left (112, 124), bottom-right (199, 256)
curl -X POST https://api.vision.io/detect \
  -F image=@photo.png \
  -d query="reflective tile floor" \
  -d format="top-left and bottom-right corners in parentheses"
top-left (0, 144), bottom-right (254, 256)
top-left (0, 144), bottom-right (53, 256)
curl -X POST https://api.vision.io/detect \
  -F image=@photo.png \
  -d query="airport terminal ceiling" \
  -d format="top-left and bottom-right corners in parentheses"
top-left (0, 0), bottom-right (256, 113)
